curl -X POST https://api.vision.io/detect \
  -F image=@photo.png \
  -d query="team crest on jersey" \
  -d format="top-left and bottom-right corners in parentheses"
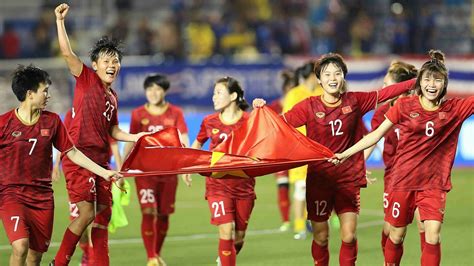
top-left (221, 251), bottom-right (232, 256)
top-left (212, 128), bottom-right (220, 134)
top-left (11, 131), bottom-right (22, 137)
top-left (315, 112), bottom-right (325, 119)
top-left (41, 129), bottom-right (50, 137)
top-left (409, 112), bottom-right (420, 118)
top-left (342, 106), bottom-right (352, 114)
top-left (439, 112), bottom-right (447, 120)
top-left (141, 118), bottom-right (150, 125)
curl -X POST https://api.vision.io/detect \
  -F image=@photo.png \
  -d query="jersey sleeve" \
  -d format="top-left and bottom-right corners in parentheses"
top-left (129, 110), bottom-right (142, 134)
top-left (53, 115), bottom-right (74, 153)
top-left (371, 106), bottom-right (386, 130)
top-left (282, 98), bottom-right (311, 128)
top-left (357, 79), bottom-right (416, 114)
top-left (74, 64), bottom-right (96, 93)
top-left (385, 101), bottom-right (401, 124)
top-left (457, 96), bottom-right (474, 121)
top-left (195, 119), bottom-right (209, 145)
top-left (175, 108), bottom-right (189, 134)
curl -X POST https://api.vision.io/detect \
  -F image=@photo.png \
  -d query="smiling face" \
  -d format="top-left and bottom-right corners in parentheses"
top-left (145, 83), bottom-right (166, 105)
top-left (29, 82), bottom-right (50, 110)
top-left (419, 71), bottom-right (445, 103)
top-left (212, 82), bottom-right (236, 111)
top-left (92, 52), bottom-right (121, 86)
top-left (319, 62), bottom-right (345, 96)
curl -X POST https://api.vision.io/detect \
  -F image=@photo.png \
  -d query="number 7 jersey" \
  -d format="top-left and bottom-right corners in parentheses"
top-left (385, 95), bottom-right (474, 192)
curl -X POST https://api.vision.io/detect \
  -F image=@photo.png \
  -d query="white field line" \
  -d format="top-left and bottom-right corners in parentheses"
top-left (0, 210), bottom-right (384, 250)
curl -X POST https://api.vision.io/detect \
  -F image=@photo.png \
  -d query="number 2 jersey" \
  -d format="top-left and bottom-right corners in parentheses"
top-left (66, 64), bottom-right (119, 166)
top-left (0, 110), bottom-right (73, 209)
top-left (385, 95), bottom-right (474, 192)
top-left (196, 112), bottom-right (256, 199)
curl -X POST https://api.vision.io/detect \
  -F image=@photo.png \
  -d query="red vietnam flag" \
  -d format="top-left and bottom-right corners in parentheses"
top-left (121, 106), bottom-right (334, 178)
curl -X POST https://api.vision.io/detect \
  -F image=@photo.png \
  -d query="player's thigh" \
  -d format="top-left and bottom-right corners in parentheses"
top-left (156, 177), bottom-right (178, 215)
top-left (135, 177), bottom-right (158, 210)
top-left (63, 159), bottom-right (97, 203)
top-left (306, 184), bottom-right (335, 222)
top-left (234, 198), bottom-right (255, 231)
top-left (385, 191), bottom-right (416, 227)
top-left (95, 174), bottom-right (112, 206)
top-left (334, 185), bottom-right (361, 215)
top-left (416, 189), bottom-right (447, 223)
top-left (27, 208), bottom-right (54, 253)
top-left (0, 200), bottom-right (28, 244)
top-left (207, 196), bottom-right (235, 226)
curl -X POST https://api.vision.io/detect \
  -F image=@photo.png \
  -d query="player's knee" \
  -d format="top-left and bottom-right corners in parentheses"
top-left (78, 209), bottom-right (95, 225)
top-left (341, 231), bottom-right (357, 243)
top-left (425, 231), bottom-right (440, 245)
top-left (313, 228), bottom-right (329, 246)
top-left (26, 251), bottom-right (43, 264)
top-left (293, 180), bottom-right (306, 201)
top-left (94, 206), bottom-right (112, 226)
top-left (218, 223), bottom-right (233, 239)
top-left (235, 231), bottom-right (246, 242)
top-left (11, 239), bottom-right (29, 258)
top-left (142, 208), bottom-right (157, 216)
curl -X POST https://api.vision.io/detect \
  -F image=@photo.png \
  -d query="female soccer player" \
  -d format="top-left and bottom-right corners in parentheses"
top-left (253, 52), bottom-right (415, 266)
top-left (283, 61), bottom-right (324, 239)
top-left (190, 77), bottom-right (252, 266)
top-left (369, 61), bottom-right (424, 255)
top-left (268, 69), bottom-right (296, 232)
top-left (0, 65), bottom-right (121, 266)
top-left (54, 3), bottom-right (146, 266)
top-left (330, 50), bottom-right (473, 265)
top-left (123, 74), bottom-right (189, 266)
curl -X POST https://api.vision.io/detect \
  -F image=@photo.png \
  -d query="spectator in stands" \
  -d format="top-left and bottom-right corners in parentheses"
top-left (0, 24), bottom-right (21, 59)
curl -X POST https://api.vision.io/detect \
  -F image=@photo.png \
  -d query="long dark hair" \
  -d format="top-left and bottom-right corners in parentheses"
top-left (294, 61), bottom-right (314, 86)
top-left (215, 76), bottom-right (249, 111)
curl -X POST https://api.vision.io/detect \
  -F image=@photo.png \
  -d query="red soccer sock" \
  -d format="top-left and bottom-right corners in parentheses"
top-left (311, 240), bottom-right (329, 266)
top-left (421, 242), bottom-right (441, 266)
top-left (339, 240), bottom-right (358, 266)
top-left (234, 241), bottom-right (244, 254)
top-left (55, 228), bottom-right (81, 266)
top-left (381, 231), bottom-right (389, 255)
top-left (420, 232), bottom-right (426, 252)
top-left (91, 227), bottom-right (109, 266)
top-left (384, 238), bottom-right (403, 266)
top-left (141, 214), bottom-right (156, 259)
top-left (155, 216), bottom-right (169, 256)
top-left (277, 185), bottom-right (290, 222)
top-left (218, 239), bottom-right (236, 266)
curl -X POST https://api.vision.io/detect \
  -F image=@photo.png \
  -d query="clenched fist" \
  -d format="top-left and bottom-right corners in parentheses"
top-left (55, 3), bottom-right (70, 20)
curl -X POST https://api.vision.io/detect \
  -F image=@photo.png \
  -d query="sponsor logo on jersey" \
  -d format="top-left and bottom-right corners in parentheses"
top-left (439, 112), bottom-right (447, 120)
top-left (41, 129), bottom-right (50, 136)
top-left (342, 106), bottom-right (352, 114)
top-left (212, 128), bottom-right (220, 134)
top-left (221, 251), bottom-right (232, 256)
top-left (409, 112), bottom-right (420, 118)
top-left (12, 131), bottom-right (21, 137)
top-left (141, 118), bottom-right (150, 125)
top-left (315, 112), bottom-right (325, 119)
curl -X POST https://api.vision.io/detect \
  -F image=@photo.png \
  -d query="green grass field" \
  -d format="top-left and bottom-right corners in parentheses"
top-left (1, 169), bottom-right (473, 265)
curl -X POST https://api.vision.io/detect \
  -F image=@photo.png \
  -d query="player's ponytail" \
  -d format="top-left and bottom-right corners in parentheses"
top-left (387, 61), bottom-right (418, 83)
top-left (415, 49), bottom-right (449, 104)
top-left (216, 76), bottom-right (249, 111)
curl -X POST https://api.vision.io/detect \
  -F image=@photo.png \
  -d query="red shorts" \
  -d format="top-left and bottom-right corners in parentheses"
top-left (383, 189), bottom-right (390, 215)
top-left (306, 184), bottom-right (360, 222)
top-left (62, 157), bottom-right (112, 206)
top-left (207, 196), bottom-right (255, 231)
top-left (135, 176), bottom-right (178, 215)
top-left (385, 189), bottom-right (447, 227)
top-left (0, 197), bottom-right (53, 253)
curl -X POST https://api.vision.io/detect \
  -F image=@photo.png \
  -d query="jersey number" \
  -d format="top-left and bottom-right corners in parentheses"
top-left (219, 133), bottom-right (228, 142)
top-left (103, 101), bottom-right (115, 121)
top-left (314, 200), bottom-right (328, 216)
top-left (139, 189), bottom-right (155, 204)
top-left (28, 138), bottom-right (37, 155)
top-left (211, 201), bottom-right (226, 218)
top-left (392, 202), bottom-right (401, 218)
top-left (394, 128), bottom-right (400, 140)
top-left (10, 216), bottom-right (20, 232)
top-left (148, 125), bottom-right (164, 132)
top-left (329, 119), bottom-right (343, 136)
top-left (425, 121), bottom-right (435, 137)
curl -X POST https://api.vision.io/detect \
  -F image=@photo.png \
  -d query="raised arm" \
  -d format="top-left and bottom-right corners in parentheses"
top-left (377, 78), bottom-right (416, 104)
top-left (110, 125), bottom-right (146, 142)
top-left (55, 3), bottom-right (83, 76)
top-left (329, 118), bottom-right (394, 164)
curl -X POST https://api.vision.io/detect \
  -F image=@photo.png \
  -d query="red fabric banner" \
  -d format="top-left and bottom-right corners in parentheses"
top-left (121, 107), bottom-right (334, 178)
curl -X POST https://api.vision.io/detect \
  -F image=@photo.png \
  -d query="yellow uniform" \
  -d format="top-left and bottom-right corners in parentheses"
top-left (283, 84), bottom-right (323, 183)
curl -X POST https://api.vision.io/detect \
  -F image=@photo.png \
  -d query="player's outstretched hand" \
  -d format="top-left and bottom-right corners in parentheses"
top-left (327, 153), bottom-right (347, 165)
top-left (55, 3), bottom-right (70, 20)
top-left (134, 131), bottom-right (151, 142)
top-left (103, 170), bottom-right (123, 182)
top-left (181, 174), bottom-right (192, 187)
top-left (252, 98), bottom-right (266, 108)
top-left (365, 170), bottom-right (377, 185)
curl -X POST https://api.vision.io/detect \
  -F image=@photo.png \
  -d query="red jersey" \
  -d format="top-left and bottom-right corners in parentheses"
top-left (129, 104), bottom-right (188, 135)
top-left (385, 95), bottom-right (474, 192)
top-left (196, 112), bottom-right (256, 199)
top-left (268, 99), bottom-right (283, 114)
top-left (371, 102), bottom-right (399, 185)
top-left (0, 110), bottom-right (73, 209)
top-left (283, 78), bottom-right (415, 187)
top-left (67, 64), bottom-right (118, 166)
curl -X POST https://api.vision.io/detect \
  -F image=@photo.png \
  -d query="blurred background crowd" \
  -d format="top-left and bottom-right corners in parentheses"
top-left (0, 0), bottom-right (472, 61)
